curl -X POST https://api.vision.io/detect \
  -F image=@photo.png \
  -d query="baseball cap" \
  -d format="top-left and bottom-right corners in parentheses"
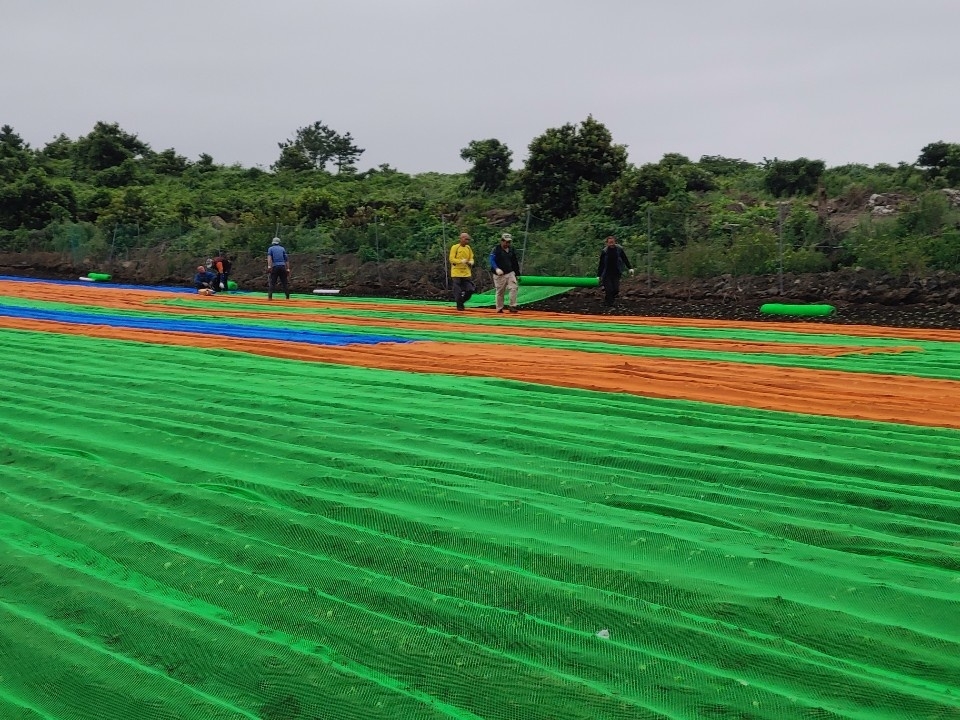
top-left (272, 237), bottom-right (281, 245)
top-left (500, 232), bottom-right (513, 241)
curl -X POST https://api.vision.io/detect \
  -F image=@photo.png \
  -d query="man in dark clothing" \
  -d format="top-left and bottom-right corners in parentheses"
top-left (267, 237), bottom-right (290, 300)
top-left (211, 253), bottom-right (232, 292)
top-left (489, 232), bottom-right (522, 313)
top-left (596, 236), bottom-right (633, 307)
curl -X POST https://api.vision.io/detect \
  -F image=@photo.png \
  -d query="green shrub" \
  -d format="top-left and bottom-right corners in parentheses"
top-left (782, 204), bottom-right (826, 248)
top-left (780, 247), bottom-right (831, 273)
top-left (725, 228), bottom-right (778, 276)
top-left (897, 191), bottom-right (953, 236)
top-left (843, 219), bottom-right (928, 273)
top-left (920, 229), bottom-right (960, 271)
top-left (665, 242), bottom-right (725, 279)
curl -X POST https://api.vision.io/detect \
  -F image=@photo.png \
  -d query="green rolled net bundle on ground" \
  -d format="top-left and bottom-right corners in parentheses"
top-left (760, 303), bottom-right (835, 317)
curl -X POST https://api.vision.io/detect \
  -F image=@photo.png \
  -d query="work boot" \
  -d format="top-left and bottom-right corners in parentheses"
top-left (496, 308), bottom-right (504, 313)
top-left (457, 303), bottom-right (465, 311)
top-left (508, 306), bottom-right (519, 313)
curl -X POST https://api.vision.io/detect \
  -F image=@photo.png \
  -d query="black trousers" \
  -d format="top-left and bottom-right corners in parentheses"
top-left (268, 266), bottom-right (289, 298)
top-left (601, 273), bottom-right (621, 305)
top-left (451, 277), bottom-right (475, 306)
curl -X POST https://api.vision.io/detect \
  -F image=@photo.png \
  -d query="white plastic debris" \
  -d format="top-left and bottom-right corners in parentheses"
top-left (595, 628), bottom-right (610, 639)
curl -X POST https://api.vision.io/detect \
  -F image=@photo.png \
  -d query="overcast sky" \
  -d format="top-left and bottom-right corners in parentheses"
top-left (4, 0), bottom-right (959, 174)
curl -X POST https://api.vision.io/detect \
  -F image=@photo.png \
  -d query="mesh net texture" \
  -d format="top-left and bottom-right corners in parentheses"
top-left (0, 281), bottom-right (958, 720)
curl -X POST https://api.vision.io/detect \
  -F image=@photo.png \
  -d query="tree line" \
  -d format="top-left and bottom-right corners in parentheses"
top-left (1, 118), bottom-right (958, 278)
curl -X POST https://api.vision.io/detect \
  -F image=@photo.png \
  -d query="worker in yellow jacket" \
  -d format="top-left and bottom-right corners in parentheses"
top-left (449, 232), bottom-right (476, 311)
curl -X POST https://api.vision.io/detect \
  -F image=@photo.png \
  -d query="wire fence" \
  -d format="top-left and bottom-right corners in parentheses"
top-left (3, 196), bottom-right (957, 289)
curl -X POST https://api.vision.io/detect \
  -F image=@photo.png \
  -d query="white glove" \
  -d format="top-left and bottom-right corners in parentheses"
top-left (495, 268), bottom-right (504, 276)
top-left (459, 259), bottom-right (469, 265)
top-left (467, 260), bottom-right (474, 266)
top-left (629, 268), bottom-right (635, 275)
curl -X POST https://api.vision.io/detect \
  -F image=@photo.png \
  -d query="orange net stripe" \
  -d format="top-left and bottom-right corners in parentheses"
top-left (1, 315), bottom-right (957, 429)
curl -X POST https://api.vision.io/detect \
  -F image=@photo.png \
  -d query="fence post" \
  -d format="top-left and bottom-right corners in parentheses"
top-left (440, 214), bottom-right (449, 291)
top-left (778, 202), bottom-right (786, 295)
top-left (374, 211), bottom-right (382, 285)
top-left (109, 225), bottom-right (118, 263)
top-left (520, 205), bottom-right (531, 274)
top-left (646, 205), bottom-right (653, 289)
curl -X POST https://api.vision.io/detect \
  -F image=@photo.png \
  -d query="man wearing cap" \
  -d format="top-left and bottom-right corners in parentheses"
top-left (596, 235), bottom-right (634, 307)
top-left (267, 237), bottom-right (290, 300)
top-left (489, 232), bottom-right (521, 313)
top-left (449, 232), bottom-right (476, 311)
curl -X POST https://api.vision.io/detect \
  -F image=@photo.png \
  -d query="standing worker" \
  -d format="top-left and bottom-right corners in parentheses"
top-left (449, 232), bottom-right (475, 311)
top-left (596, 235), bottom-right (633, 307)
top-left (489, 232), bottom-right (521, 313)
top-left (267, 237), bottom-right (290, 300)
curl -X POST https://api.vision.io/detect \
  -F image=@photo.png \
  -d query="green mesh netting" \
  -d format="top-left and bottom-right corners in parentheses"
top-left (760, 304), bottom-right (836, 317)
top-left (517, 276), bottom-right (599, 287)
top-left (0, 326), bottom-right (958, 720)
top-left (465, 285), bottom-right (572, 306)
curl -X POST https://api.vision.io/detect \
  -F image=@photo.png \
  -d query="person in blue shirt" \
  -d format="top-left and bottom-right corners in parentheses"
top-left (193, 265), bottom-right (218, 293)
top-left (267, 237), bottom-right (290, 300)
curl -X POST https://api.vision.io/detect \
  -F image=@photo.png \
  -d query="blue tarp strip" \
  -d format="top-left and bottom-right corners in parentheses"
top-left (0, 305), bottom-right (410, 346)
top-left (0, 275), bottom-right (200, 293)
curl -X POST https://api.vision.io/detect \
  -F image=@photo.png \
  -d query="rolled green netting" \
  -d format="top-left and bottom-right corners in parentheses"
top-left (518, 275), bottom-right (599, 287)
top-left (227, 280), bottom-right (238, 291)
top-left (760, 303), bottom-right (835, 317)
top-left (87, 272), bottom-right (112, 282)
top-left (466, 285), bottom-right (571, 307)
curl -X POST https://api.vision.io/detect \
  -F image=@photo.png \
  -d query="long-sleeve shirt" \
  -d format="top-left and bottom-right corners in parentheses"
top-left (489, 245), bottom-right (520, 275)
top-left (597, 245), bottom-right (631, 278)
top-left (449, 243), bottom-right (475, 277)
top-left (194, 270), bottom-right (216, 288)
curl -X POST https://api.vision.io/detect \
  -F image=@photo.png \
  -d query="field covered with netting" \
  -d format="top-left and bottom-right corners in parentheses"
top-left (0, 276), bottom-right (958, 720)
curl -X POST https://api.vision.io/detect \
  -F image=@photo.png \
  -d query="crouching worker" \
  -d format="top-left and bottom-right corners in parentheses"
top-left (194, 265), bottom-right (218, 295)
top-left (211, 253), bottom-right (232, 291)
